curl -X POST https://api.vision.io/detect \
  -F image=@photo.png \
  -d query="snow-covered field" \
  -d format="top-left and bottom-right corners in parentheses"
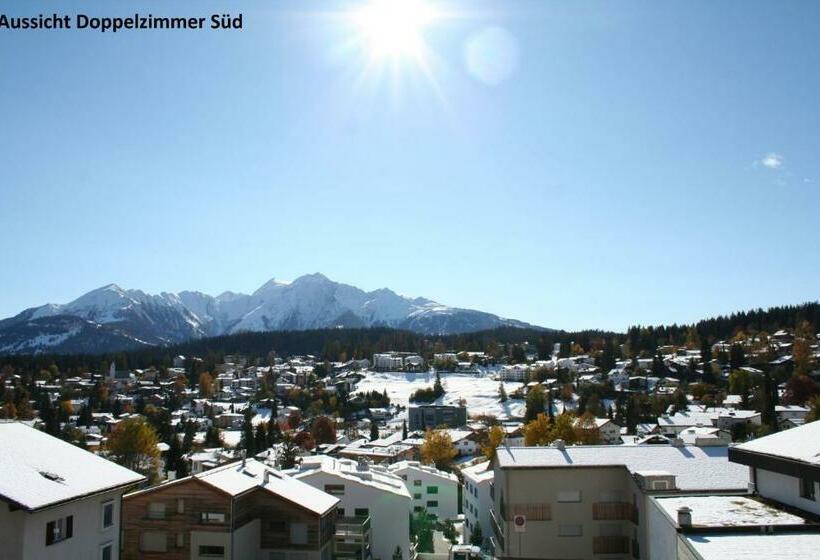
top-left (353, 370), bottom-right (526, 419)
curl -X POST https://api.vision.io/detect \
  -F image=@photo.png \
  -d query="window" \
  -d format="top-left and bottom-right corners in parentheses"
top-left (290, 522), bottom-right (308, 545)
top-left (414, 506), bottom-right (423, 512)
top-left (324, 484), bottom-right (345, 496)
top-left (177, 498), bottom-right (185, 514)
top-left (176, 533), bottom-right (185, 548)
top-left (199, 545), bottom-right (225, 557)
top-left (558, 524), bottom-right (582, 537)
top-left (650, 480), bottom-right (669, 490)
top-left (800, 478), bottom-right (816, 501)
top-left (101, 501), bottom-right (114, 529)
top-left (148, 502), bottom-right (166, 519)
top-left (414, 493), bottom-right (422, 500)
top-left (45, 516), bottom-right (73, 546)
top-left (401, 474), bottom-right (407, 480)
top-left (140, 531), bottom-right (168, 552)
top-left (200, 512), bottom-right (226, 524)
top-left (427, 486), bottom-right (439, 494)
top-left (100, 543), bottom-right (113, 560)
top-left (556, 490), bottom-right (581, 503)
top-left (354, 508), bottom-right (370, 517)
top-left (427, 500), bottom-right (438, 508)
top-left (413, 480), bottom-right (422, 486)
top-left (337, 508), bottom-right (345, 517)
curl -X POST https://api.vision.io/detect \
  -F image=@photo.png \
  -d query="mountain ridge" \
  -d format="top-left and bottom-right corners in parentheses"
top-left (0, 273), bottom-right (543, 355)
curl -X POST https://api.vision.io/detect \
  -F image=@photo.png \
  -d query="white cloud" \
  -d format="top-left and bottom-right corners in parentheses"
top-left (759, 152), bottom-right (784, 169)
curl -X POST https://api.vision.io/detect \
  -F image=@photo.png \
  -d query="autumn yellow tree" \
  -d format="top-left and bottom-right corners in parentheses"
top-left (198, 372), bottom-right (214, 398)
top-left (106, 417), bottom-right (160, 481)
top-left (420, 429), bottom-right (457, 471)
top-left (524, 413), bottom-right (553, 446)
top-left (482, 425), bottom-right (506, 461)
top-left (574, 412), bottom-right (601, 444)
top-left (550, 412), bottom-right (578, 445)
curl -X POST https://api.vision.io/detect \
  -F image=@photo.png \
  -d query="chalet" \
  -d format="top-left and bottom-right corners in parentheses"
top-left (122, 458), bottom-right (337, 560)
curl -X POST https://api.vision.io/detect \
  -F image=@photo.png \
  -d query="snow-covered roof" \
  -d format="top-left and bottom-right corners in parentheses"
top-left (290, 455), bottom-right (411, 498)
top-left (495, 445), bottom-right (747, 491)
top-left (461, 461), bottom-right (494, 483)
top-left (655, 495), bottom-right (806, 527)
top-left (684, 532), bottom-right (820, 559)
top-left (388, 460), bottom-right (459, 482)
top-left (0, 421), bottom-right (144, 511)
top-left (195, 459), bottom-right (338, 515)
top-left (734, 420), bottom-right (820, 464)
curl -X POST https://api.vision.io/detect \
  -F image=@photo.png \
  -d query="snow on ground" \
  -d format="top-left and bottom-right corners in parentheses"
top-left (353, 371), bottom-right (526, 419)
top-left (656, 496), bottom-right (806, 527)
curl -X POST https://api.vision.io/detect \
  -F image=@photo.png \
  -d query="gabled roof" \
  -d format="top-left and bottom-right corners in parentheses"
top-left (0, 421), bottom-right (144, 511)
top-left (197, 459), bottom-right (338, 515)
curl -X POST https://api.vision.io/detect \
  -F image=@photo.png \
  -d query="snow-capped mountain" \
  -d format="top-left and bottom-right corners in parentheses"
top-left (0, 273), bottom-right (541, 354)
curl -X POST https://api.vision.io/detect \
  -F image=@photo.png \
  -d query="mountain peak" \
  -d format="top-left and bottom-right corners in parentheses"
top-left (0, 273), bottom-right (543, 354)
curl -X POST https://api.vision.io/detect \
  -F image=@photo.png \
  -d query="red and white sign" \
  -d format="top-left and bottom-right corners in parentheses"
top-left (513, 514), bottom-right (526, 533)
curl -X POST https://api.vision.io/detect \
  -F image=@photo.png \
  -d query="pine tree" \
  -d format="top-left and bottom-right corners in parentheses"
top-left (498, 382), bottom-right (508, 403)
top-left (370, 420), bottom-right (379, 441)
top-left (402, 420), bottom-right (408, 439)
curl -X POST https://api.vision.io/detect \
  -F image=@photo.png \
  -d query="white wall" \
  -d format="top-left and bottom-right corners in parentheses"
top-left (392, 465), bottom-right (459, 521)
top-left (462, 470), bottom-right (492, 547)
top-left (757, 468), bottom-right (820, 516)
top-left (1, 488), bottom-right (126, 560)
top-left (645, 497), bottom-right (678, 560)
top-left (298, 471), bottom-right (411, 560)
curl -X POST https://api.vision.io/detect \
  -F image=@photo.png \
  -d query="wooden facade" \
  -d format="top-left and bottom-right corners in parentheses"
top-left (122, 476), bottom-right (335, 560)
top-left (122, 478), bottom-right (230, 560)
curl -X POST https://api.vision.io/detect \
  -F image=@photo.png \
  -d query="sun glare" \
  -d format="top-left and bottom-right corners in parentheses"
top-left (353, 0), bottom-right (438, 59)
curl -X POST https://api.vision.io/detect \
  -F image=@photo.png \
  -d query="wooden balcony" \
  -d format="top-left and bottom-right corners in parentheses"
top-left (593, 536), bottom-right (630, 555)
top-left (592, 502), bottom-right (637, 523)
top-left (509, 503), bottom-right (551, 521)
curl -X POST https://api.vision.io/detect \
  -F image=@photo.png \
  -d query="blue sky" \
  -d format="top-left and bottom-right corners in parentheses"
top-left (1, 0), bottom-right (818, 331)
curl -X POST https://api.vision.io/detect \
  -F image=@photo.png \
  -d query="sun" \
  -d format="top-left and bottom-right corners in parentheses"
top-left (352, 0), bottom-right (439, 59)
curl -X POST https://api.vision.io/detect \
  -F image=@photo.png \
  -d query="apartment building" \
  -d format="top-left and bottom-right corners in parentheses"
top-left (729, 419), bottom-right (820, 516)
top-left (462, 461), bottom-right (494, 547)
top-left (288, 456), bottom-right (413, 560)
top-left (0, 421), bottom-right (144, 560)
top-left (121, 458), bottom-right (338, 560)
top-left (408, 405), bottom-right (467, 431)
top-left (388, 460), bottom-right (459, 520)
top-left (490, 441), bottom-right (747, 560)
top-left (642, 421), bottom-right (820, 559)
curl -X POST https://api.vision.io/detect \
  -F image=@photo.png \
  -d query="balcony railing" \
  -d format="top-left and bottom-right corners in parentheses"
top-left (593, 536), bottom-right (630, 555)
top-left (335, 516), bottom-right (371, 539)
top-left (592, 502), bottom-right (637, 523)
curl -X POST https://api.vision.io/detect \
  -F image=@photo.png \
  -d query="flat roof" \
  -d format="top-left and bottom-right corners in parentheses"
top-left (656, 495), bottom-right (806, 527)
top-left (496, 445), bottom-right (747, 491)
top-left (0, 421), bottom-right (144, 511)
top-left (684, 532), bottom-right (820, 559)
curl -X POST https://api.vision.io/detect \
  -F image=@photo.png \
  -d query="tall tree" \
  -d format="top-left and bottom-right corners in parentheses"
top-left (106, 417), bottom-right (160, 481)
top-left (420, 429), bottom-right (457, 471)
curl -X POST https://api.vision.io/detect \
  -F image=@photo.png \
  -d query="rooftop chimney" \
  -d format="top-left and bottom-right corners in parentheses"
top-left (554, 439), bottom-right (565, 451)
top-left (263, 470), bottom-right (270, 485)
top-left (677, 506), bottom-right (692, 528)
top-left (671, 437), bottom-right (685, 447)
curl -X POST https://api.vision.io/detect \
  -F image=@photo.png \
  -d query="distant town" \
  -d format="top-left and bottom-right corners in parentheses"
top-left (1, 307), bottom-right (819, 560)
